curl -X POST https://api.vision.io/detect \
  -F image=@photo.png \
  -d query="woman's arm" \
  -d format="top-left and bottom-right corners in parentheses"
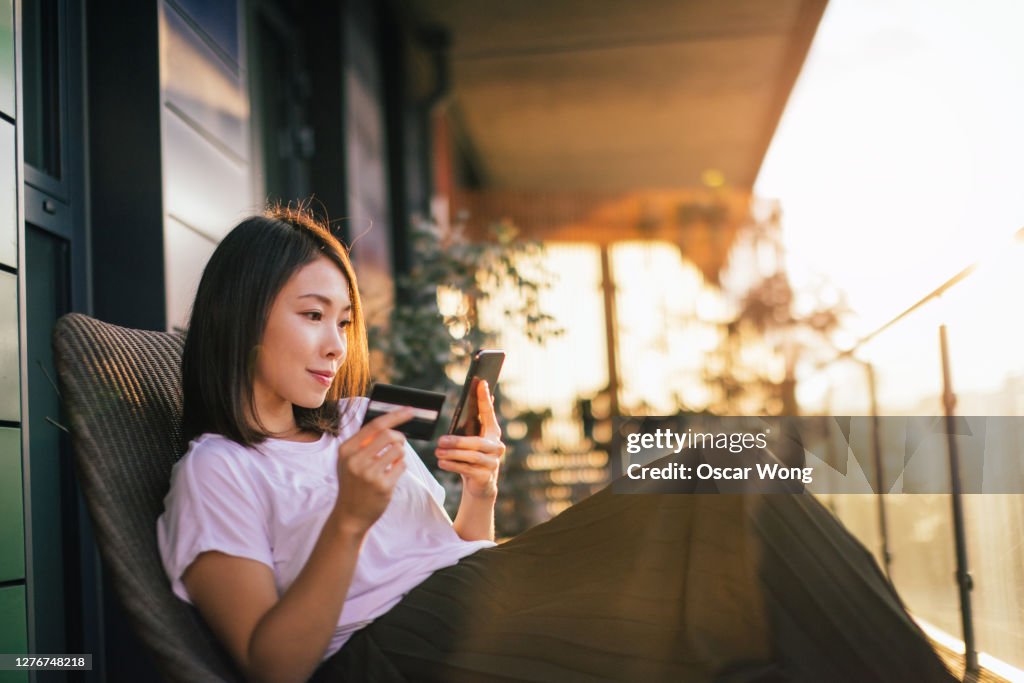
top-left (183, 408), bottom-right (415, 683)
top-left (184, 515), bottom-right (364, 683)
top-left (436, 381), bottom-right (506, 542)
top-left (452, 486), bottom-right (497, 542)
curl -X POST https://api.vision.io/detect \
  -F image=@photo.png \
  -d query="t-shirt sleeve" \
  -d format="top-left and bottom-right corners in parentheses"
top-left (403, 442), bottom-right (446, 506)
top-left (156, 442), bottom-right (274, 604)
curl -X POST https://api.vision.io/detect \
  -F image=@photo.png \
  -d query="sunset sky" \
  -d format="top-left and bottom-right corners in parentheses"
top-left (756, 0), bottom-right (1024, 339)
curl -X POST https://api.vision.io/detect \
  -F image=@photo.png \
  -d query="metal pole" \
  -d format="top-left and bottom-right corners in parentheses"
top-left (864, 363), bottom-right (892, 579)
top-left (939, 324), bottom-right (978, 673)
top-left (599, 245), bottom-right (623, 477)
top-left (599, 245), bottom-right (621, 418)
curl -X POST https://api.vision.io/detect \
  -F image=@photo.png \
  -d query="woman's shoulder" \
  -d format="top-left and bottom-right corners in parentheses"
top-left (173, 432), bottom-right (265, 485)
top-left (184, 432), bottom-right (252, 459)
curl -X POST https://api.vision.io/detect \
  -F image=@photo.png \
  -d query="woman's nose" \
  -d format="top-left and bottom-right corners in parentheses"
top-left (323, 325), bottom-right (346, 357)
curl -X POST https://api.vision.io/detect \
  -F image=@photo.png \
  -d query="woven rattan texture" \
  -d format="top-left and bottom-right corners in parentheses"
top-left (53, 313), bottom-right (241, 682)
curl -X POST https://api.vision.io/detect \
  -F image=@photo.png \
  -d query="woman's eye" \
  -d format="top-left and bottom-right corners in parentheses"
top-left (305, 312), bottom-right (349, 328)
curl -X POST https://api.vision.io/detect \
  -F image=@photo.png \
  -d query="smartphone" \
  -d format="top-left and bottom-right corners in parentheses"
top-left (449, 350), bottom-right (505, 436)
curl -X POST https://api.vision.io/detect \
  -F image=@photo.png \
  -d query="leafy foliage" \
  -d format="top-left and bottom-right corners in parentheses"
top-left (367, 216), bottom-right (562, 521)
top-left (369, 216), bottom-right (561, 396)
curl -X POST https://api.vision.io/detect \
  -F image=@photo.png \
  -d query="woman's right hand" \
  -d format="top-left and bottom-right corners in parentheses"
top-left (331, 408), bottom-right (416, 535)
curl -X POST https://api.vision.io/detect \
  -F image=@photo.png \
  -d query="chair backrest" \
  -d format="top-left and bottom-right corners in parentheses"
top-left (52, 313), bottom-right (241, 683)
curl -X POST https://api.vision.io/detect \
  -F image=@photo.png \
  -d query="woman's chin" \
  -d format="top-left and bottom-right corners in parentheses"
top-left (295, 393), bottom-right (330, 409)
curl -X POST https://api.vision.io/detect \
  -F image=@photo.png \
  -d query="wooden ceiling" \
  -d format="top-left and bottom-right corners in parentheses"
top-left (405, 0), bottom-right (828, 192)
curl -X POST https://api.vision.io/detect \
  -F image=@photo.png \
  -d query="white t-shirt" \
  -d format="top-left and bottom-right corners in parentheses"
top-left (156, 397), bottom-right (495, 658)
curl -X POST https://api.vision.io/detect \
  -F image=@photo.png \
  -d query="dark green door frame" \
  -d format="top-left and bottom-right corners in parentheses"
top-left (21, 0), bottom-right (102, 680)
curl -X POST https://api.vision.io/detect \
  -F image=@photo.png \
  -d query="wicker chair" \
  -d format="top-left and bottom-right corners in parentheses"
top-left (53, 312), bottom-right (241, 683)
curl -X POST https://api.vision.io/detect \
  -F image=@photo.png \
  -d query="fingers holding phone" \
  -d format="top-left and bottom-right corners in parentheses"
top-left (436, 381), bottom-right (506, 499)
top-left (475, 380), bottom-right (501, 441)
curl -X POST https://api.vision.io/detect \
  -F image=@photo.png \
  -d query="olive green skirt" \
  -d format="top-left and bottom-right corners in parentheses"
top-left (311, 487), bottom-right (954, 682)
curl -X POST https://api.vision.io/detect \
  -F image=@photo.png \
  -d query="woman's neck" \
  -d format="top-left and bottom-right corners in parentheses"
top-left (246, 401), bottom-right (318, 442)
top-left (265, 422), bottom-right (321, 442)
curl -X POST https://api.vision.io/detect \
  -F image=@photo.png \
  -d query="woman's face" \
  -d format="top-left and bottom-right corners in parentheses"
top-left (252, 256), bottom-right (352, 427)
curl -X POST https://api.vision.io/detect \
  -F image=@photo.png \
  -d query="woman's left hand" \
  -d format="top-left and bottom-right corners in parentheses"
top-left (435, 380), bottom-right (505, 500)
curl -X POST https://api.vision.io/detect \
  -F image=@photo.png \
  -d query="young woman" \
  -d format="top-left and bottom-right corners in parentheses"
top-left (158, 207), bottom-right (954, 683)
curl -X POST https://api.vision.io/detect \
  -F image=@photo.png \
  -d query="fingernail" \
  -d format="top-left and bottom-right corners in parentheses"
top-left (439, 436), bottom-right (454, 446)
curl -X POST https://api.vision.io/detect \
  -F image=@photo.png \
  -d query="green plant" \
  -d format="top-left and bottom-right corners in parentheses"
top-left (368, 216), bottom-right (562, 526)
top-left (369, 216), bottom-right (561, 398)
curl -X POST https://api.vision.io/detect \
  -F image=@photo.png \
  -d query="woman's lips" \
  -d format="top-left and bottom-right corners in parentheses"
top-left (308, 370), bottom-right (333, 387)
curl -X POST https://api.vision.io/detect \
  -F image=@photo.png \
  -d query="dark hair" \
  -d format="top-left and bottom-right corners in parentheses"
top-left (181, 205), bottom-right (369, 446)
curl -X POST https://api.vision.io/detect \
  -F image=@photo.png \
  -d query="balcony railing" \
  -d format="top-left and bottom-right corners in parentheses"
top-left (797, 228), bottom-right (1024, 677)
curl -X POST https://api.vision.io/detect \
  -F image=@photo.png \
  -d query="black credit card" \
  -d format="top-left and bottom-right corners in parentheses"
top-left (361, 383), bottom-right (446, 440)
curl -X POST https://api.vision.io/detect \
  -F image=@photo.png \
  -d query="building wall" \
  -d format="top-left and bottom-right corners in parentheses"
top-left (0, 0), bottom-right (27, 677)
top-left (0, 1), bottom-right (424, 679)
top-left (343, 0), bottom-right (394, 331)
top-left (159, 0), bottom-right (255, 333)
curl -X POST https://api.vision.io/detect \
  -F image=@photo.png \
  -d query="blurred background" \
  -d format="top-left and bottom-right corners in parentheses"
top-left (1, 0), bottom-right (1021, 680)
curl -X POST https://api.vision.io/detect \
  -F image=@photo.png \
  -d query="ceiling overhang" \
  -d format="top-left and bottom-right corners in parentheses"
top-left (407, 0), bottom-right (828, 193)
